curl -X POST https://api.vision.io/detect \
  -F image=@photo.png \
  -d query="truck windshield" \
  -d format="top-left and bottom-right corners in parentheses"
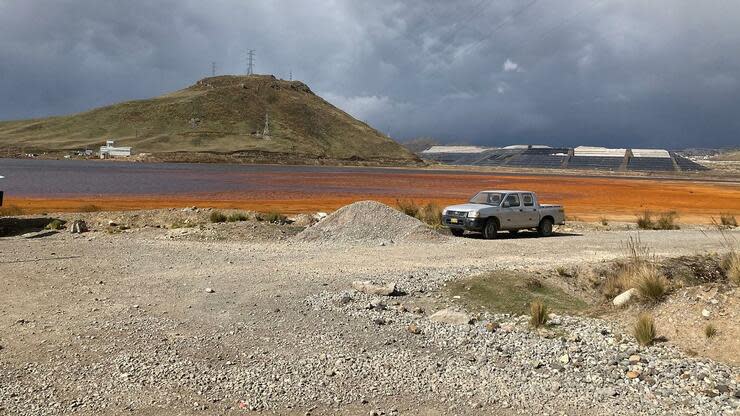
top-left (469, 192), bottom-right (503, 206)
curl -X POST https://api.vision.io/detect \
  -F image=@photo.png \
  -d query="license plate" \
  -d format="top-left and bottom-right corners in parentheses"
top-left (450, 218), bottom-right (458, 224)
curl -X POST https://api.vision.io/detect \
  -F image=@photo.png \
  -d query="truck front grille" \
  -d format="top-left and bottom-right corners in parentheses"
top-left (447, 211), bottom-right (467, 217)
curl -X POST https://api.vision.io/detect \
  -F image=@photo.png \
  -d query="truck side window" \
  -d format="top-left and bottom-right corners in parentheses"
top-left (522, 193), bottom-right (534, 206)
top-left (504, 194), bottom-right (520, 207)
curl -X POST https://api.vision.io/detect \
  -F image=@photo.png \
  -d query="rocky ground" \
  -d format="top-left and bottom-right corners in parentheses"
top-left (0, 204), bottom-right (739, 415)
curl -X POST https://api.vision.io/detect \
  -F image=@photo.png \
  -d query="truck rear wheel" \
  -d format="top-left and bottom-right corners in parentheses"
top-left (450, 228), bottom-right (464, 237)
top-left (538, 218), bottom-right (554, 237)
top-left (482, 219), bottom-right (498, 239)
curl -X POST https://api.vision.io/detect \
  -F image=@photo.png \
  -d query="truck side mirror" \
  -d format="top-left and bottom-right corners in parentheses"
top-left (502, 201), bottom-right (510, 208)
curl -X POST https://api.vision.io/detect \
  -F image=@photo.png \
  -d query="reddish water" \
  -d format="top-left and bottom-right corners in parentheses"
top-left (2, 158), bottom-right (740, 223)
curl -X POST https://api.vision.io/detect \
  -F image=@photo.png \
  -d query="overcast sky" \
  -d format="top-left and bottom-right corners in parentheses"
top-left (1, 0), bottom-right (739, 148)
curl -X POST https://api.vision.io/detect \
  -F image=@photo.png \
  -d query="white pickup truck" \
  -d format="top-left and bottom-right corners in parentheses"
top-left (442, 190), bottom-right (565, 239)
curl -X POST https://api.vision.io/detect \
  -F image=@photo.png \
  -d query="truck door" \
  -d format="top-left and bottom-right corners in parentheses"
top-left (520, 193), bottom-right (539, 227)
top-left (498, 193), bottom-right (522, 230)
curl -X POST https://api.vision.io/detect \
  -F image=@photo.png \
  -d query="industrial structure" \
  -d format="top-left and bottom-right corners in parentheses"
top-left (99, 140), bottom-right (132, 159)
top-left (419, 145), bottom-right (707, 172)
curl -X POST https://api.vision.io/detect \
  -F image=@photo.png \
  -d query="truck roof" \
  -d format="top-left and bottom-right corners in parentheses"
top-left (479, 190), bottom-right (534, 194)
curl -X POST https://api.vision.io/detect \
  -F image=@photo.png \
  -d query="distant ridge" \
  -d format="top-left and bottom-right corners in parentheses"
top-left (0, 75), bottom-right (419, 165)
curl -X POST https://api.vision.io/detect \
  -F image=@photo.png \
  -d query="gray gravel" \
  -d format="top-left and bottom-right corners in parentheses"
top-left (0, 225), bottom-right (738, 415)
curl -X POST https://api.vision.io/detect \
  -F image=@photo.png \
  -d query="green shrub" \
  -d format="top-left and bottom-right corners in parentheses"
top-left (529, 298), bottom-right (548, 328)
top-left (704, 324), bottom-right (717, 339)
top-left (227, 212), bottom-right (248, 222)
top-left (634, 313), bottom-right (656, 346)
top-left (209, 211), bottom-right (227, 223)
top-left (45, 219), bottom-right (65, 230)
top-left (720, 214), bottom-right (738, 227)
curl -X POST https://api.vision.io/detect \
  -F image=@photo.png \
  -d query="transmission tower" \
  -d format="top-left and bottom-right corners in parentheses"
top-left (246, 50), bottom-right (255, 75)
top-left (289, 70), bottom-right (292, 81)
top-left (262, 112), bottom-right (270, 137)
top-left (211, 61), bottom-right (216, 77)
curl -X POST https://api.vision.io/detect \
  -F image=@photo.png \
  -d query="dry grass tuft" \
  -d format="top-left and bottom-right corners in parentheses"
top-left (227, 212), bottom-right (248, 222)
top-left (396, 199), bottom-right (420, 218)
top-left (602, 236), bottom-right (669, 301)
top-left (633, 264), bottom-right (669, 301)
top-left (396, 199), bottom-right (443, 227)
top-left (636, 210), bottom-right (679, 230)
top-left (77, 204), bottom-right (102, 213)
top-left (0, 204), bottom-right (25, 217)
top-left (636, 210), bottom-right (654, 229)
top-left (209, 211), bottom-right (227, 223)
top-left (529, 298), bottom-right (548, 328)
top-left (655, 211), bottom-right (679, 230)
top-left (418, 202), bottom-right (443, 227)
top-left (634, 313), bottom-right (656, 346)
top-left (716, 225), bottom-right (740, 285)
top-left (722, 251), bottom-right (740, 285)
top-left (720, 214), bottom-right (737, 228)
top-left (704, 324), bottom-right (717, 339)
top-left (259, 211), bottom-right (287, 224)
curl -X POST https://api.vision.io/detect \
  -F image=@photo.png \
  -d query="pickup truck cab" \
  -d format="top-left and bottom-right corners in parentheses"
top-left (442, 190), bottom-right (565, 239)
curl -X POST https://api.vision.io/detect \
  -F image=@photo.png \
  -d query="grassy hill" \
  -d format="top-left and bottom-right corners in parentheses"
top-left (0, 75), bottom-right (418, 164)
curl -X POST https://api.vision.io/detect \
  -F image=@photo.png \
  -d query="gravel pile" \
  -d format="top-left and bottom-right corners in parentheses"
top-left (295, 200), bottom-right (445, 244)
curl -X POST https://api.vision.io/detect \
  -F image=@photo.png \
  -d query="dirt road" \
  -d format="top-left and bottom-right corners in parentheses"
top-left (1, 224), bottom-right (738, 415)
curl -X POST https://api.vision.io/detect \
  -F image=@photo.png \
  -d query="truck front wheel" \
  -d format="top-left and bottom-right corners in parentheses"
top-left (538, 218), bottom-right (554, 237)
top-left (483, 219), bottom-right (498, 239)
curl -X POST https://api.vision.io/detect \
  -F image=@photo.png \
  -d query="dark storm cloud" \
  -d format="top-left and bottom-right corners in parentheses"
top-left (1, 0), bottom-right (739, 148)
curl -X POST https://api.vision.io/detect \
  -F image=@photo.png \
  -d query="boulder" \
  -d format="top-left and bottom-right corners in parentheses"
top-left (69, 220), bottom-right (88, 234)
top-left (429, 308), bottom-right (472, 325)
top-left (612, 288), bottom-right (638, 307)
top-left (352, 280), bottom-right (396, 296)
top-left (287, 214), bottom-right (315, 227)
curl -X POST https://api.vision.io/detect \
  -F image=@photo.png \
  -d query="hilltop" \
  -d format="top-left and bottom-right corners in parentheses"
top-left (0, 75), bottom-right (419, 165)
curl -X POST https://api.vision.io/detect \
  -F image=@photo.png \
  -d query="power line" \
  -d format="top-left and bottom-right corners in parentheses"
top-left (453, 0), bottom-right (541, 57)
top-left (435, 0), bottom-right (493, 47)
top-left (504, 0), bottom-right (603, 57)
top-left (246, 50), bottom-right (255, 75)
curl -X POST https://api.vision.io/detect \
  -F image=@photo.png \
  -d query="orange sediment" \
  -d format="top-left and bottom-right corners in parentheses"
top-left (6, 171), bottom-right (740, 224)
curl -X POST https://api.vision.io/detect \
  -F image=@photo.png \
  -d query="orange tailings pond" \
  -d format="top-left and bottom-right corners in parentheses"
top-left (6, 164), bottom-right (740, 224)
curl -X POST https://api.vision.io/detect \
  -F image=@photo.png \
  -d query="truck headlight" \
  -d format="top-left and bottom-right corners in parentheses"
top-left (467, 211), bottom-right (479, 218)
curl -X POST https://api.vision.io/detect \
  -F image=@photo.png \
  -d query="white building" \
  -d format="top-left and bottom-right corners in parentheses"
top-left (99, 140), bottom-right (132, 159)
